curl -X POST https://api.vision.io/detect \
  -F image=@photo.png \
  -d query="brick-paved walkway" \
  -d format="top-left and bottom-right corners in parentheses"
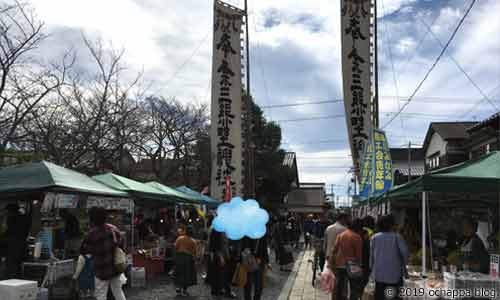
top-left (286, 249), bottom-right (329, 300)
top-left (126, 250), bottom-right (301, 300)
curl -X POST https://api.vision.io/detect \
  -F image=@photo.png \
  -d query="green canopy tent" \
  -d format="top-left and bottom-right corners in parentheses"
top-left (0, 161), bottom-right (128, 200)
top-left (175, 186), bottom-right (221, 208)
top-left (362, 151), bottom-right (500, 277)
top-left (145, 182), bottom-right (200, 204)
top-left (92, 173), bottom-right (175, 207)
top-left (370, 151), bottom-right (500, 206)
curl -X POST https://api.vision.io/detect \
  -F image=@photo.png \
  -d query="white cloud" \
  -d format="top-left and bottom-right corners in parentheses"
top-left (15, 0), bottom-right (500, 197)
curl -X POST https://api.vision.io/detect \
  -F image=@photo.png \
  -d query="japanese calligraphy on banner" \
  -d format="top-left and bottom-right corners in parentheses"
top-left (358, 129), bottom-right (393, 199)
top-left (341, 0), bottom-right (373, 174)
top-left (210, 0), bottom-right (244, 200)
top-left (358, 140), bottom-right (373, 198)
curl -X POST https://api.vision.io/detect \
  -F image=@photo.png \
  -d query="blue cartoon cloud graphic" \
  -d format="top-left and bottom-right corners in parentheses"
top-left (212, 197), bottom-right (269, 240)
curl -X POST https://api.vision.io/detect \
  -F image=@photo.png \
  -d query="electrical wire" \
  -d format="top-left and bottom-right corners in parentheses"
top-left (397, 0), bottom-right (450, 76)
top-left (276, 114), bottom-right (345, 123)
top-left (260, 99), bottom-right (343, 109)
top-left (154, 30), bottom-right (211, 95)
top-left (380, 0), bottom-right (404, 137)
top-left (418, 17), bottom-right (497, 111)
top-left (459, 82), bottom-right (500, 119)
top-left (382, 0), bottom-right (479, 129)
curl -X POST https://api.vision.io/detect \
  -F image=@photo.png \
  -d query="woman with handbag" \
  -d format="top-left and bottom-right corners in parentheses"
top-left (240, 235), bottom-right (269, 300)
top-left (87, 207), bottom-right (126, 300)
top-left (329, 218), bottom-right (363, 300)
top-left (207, 228), bottom-right (235, 298)
top-left (370, 215), bottom-right (409, 300)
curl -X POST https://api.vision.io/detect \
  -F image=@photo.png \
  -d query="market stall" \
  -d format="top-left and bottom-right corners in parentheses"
top-left (362, 152), bottom-right (500, 299)
top-left (92, 173), bottom-right (176, 280)
top-left (0, 161), bottom-right (132, 298)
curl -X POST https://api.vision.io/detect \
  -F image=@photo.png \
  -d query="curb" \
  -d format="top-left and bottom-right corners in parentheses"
top-left (277, 250), bottom-right (306, 300)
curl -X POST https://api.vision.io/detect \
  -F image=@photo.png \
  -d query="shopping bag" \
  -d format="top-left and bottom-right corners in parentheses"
top-left (320, 264), bottom-right (335, 293)
top-left (232, 263), bottom-right (248, 288)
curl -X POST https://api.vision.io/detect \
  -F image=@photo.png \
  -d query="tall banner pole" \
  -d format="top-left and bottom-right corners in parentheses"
top-left (210, 1), bottom-right (245, 200)
top-left (341, 0), bottom-right (373, 177)
top-left (373, 0), bottom-right (379, 128)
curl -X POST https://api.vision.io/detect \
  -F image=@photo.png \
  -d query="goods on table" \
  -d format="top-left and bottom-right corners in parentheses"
top-left (0, 279), bottom-right (38, 300)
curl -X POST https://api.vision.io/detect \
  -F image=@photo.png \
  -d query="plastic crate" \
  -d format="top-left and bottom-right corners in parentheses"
top-left (52, 259), bottom-right (75, 280)
top-left (130, 267), bottom-right (146, 288)
top-left (0, 279), bottom-right (38, 300)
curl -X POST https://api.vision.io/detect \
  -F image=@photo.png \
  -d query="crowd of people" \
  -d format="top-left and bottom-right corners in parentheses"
top-left (320, 212), bottom-right (409, 300)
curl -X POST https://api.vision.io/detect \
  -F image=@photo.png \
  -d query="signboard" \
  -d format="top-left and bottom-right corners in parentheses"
top-left (42, 192), bottom-right (79, 211)
top-left (358, 129), bottom-right (393, 199)
top-left (341, 0), bottom-right (373, 175)
top-left (210, 0), bottom-right (244, 200)
top-left (87, 196), bottom-right (134, 213)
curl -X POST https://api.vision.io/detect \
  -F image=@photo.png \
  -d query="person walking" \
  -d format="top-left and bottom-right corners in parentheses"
top-left (370, 215), bottom-right (409, 300)
top-left (86, 207), bottom-right (126, 300)
top-left (313, 214), bottom-right (331, 272)
top-left (303, 215), bottom-right (315, 249)
top-left (324, 212), bottom-right (349, 262)
top-left (207, 228), bottom-right (235, 298)
top-left (275, 217), bottom-right (293, 271)
top-left (174, 225), bottom-right (197, 296)
top-left (329, 218), bottom-right (363, 300)
top-left (240, 235), bottom-right (270, 300)
top-left (73, 239), bottom-right (95, 299)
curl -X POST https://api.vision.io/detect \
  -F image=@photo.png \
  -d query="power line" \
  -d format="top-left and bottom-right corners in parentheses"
top-left (161, 30), bottom-right (211, 92)
top-left (296, 156), bottom-right (351, 160)
top-left (300, 166), bottom-right (352, 169)
top-left (282, 139), bottom-right (347, 145)
top-left (380, 0), bottom-right (404, 136)
top-left (382, 0), bottom-right (479, 129)
top-left (459, 82), bottom-right (500, 119)
top-left (382, 95), bottom-right (500, 104)
top-left (397, 0), bottom-right (450, 76)
top-left (418, 17), bottom-right (497, 111)
top-left (276, 114), bottom-right (344, 123)
top-left (261, 99), bottom-right (343, 109)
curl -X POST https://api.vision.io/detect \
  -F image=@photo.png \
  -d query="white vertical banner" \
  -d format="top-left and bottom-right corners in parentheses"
top-left (341, 0), bottom-right (373, 174)
top-left (210, 0), bottom-right (244, 200)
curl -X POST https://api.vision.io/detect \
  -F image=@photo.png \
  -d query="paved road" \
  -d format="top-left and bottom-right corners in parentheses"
top-left (126, 250), bottom-right (301, 300)
top-left (286, 249), bottom-right (330, 300)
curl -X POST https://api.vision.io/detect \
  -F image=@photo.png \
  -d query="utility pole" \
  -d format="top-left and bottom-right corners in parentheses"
top-left (243, 0), bottom-right (255, 199)
top-left (408, 141), bottom-right (412, 182)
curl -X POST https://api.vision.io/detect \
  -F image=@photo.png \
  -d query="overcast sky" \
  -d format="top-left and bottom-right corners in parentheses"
top-left (29, 0), bottom-right (500, 202)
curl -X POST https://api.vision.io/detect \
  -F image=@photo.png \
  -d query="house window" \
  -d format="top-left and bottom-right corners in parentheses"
top-left (486, 144), bottom-right (491, 154)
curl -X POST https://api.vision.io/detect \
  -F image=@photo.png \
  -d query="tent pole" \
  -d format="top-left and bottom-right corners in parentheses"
top-left (422, 191), bottom-right (427, 277)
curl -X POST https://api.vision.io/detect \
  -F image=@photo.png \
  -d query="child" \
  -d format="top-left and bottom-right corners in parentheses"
top-left (73, 239), bottom-right (95, 299)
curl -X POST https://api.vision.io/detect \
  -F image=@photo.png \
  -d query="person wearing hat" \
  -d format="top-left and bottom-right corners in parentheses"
top-left (5, 203), bottom-right (31, 279)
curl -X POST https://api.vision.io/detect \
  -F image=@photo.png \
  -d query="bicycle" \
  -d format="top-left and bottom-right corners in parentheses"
top-left (311, 236), bottom-right (324, 286)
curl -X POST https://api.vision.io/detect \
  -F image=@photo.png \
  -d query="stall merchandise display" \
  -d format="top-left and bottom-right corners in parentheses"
top-left (133, 248), bottom-right (166, 280)
top-left (0, 279), bottom-right (38, 300)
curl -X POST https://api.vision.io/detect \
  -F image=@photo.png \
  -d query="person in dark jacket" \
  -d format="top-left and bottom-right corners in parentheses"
top-left (207, 228), bottom-right (235, 298)
top-left (5, 204), bottom-right (31, 279)
top-left (459, 218), bottom-right (489, 274)
top-left (241, 235), bottom-right (269, 300)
